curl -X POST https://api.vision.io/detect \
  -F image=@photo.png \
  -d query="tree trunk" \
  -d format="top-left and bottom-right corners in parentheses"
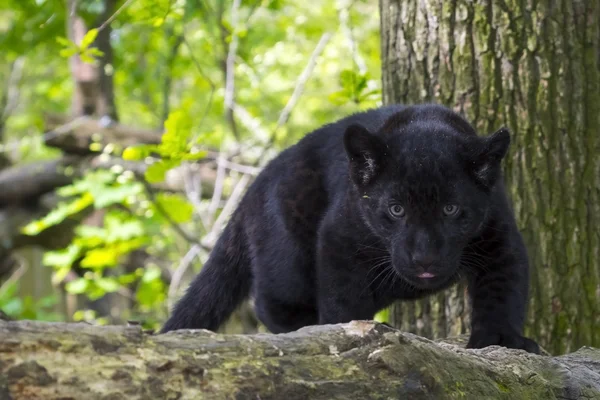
top-left (379, 0), bottom-right (600, 355)
top-left (2, 319), bottom-right (599, 400)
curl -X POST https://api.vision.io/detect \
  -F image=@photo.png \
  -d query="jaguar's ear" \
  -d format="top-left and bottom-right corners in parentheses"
top-left (344, 124), bottom-right (387, 186)
top-left (470, 127), bottom-right (510, 189)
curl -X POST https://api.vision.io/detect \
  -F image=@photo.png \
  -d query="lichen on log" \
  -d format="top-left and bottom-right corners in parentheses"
top-left (0, 320), bottom-right (598, 399)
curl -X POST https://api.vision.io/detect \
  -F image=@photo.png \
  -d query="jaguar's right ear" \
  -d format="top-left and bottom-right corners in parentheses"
top-left (343, 124), bottom-right (387, 186)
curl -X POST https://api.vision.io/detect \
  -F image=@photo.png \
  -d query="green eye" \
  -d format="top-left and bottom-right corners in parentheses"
top-left (389, 204), bottom-right (405, 218)
top-left (443, 204), bottom-right (460, 216)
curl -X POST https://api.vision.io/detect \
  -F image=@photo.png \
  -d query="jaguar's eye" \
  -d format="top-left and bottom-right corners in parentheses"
top-left (443, 204), bottom-right (460, 216)
top-left (389, 204), bottom-right (405, 218)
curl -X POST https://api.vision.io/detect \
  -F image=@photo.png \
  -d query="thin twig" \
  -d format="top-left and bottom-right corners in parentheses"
top-left (338, 0), bottom-right (367, 74)
top-left (208, 155), bottom-right (227, 222)
top-left (202, 172), bottom-right (251, 248)
top-left (139, 176), bottom-right (203, 247)
top-left (167, 244), bottom-right (202, 308)
top-left (219, 158), bottom-right (260, 176)
top-left (97, 0), bottom-right (136, 32)
top-left (0, 262), bottom-right (27, 299)
top-left (252, 32), bottom-right (332, 166)
top-left (272, 32), bottom-right (332, 136)
top-left (181, 162), bottom-right (211, 230)
top-left (233, 103), bottom-right (270, 143)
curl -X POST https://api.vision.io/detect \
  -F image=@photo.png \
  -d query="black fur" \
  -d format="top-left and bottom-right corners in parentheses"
top-left (161, 104), bottom-right (539, 354)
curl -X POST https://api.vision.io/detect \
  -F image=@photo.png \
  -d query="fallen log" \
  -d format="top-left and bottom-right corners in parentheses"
top-left (0, 157), bottom-right (77, 207)
top-left (43, 114), bottom-right (163, 154)
top-left (1, 320), bottom-right (598, 399)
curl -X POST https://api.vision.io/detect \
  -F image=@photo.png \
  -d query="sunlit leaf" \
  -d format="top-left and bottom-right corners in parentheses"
top-left (118, 273), bottom-right (138, 285)
top-left (155, 193), bottom-right (194, 223)
top-left (43, 244), bottom-right (81, 268)
top-left (79, 53), bottom-right (96, 64)
top-left (160, 110), bottom-right (193, 156)
top-left (144, 160), bottom-right (177, 183)
top-left (96, 277), bottom-right (121, 293)
top-left (56, 36), bottom-right (72, 46)
top-left (66, 278), bottom-right (89, 294)
top-left (21, 193), bottom-right (94, 235)
top-left (92, 183), bottom-right (141, 208)
top-left (80, 247), bottom-right (119, 269)
top-left (105, 216), bottom-right (144, 241)
top-left (80, 28), bottom-right (98, 50)
top-left (122, 144), bottom-right (154, 161)
top-left (59, 47), bottom-right (78, 58)
top-left (142, 266), bottom-right (162, 283)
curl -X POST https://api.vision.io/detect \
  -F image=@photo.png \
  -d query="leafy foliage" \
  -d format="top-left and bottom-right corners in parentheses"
top-left (0, 0), bottom-right (382, 330)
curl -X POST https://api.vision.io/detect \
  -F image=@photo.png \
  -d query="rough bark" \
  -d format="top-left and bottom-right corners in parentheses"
top-left (0, 320), bottom-right (598, 400)
top-left (379, 0), bottom-right (600, 355)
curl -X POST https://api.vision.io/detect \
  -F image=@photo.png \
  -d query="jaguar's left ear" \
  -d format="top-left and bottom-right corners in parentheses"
top-left (469, 127), bottom-right (510, 189)
top-left (344, 123), bottom-right (387, 186)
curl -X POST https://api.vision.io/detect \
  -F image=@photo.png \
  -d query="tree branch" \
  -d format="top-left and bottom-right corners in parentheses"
top-left (1, 320), bottom-right (597, 399)
top-left (43, 114), bottom-right (162, 154)
top-left (272, 32), bottom-right (332, 137)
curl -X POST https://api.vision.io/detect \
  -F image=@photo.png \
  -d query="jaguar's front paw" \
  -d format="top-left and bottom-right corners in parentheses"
top-left (467, 328), bottom-right (540, 354)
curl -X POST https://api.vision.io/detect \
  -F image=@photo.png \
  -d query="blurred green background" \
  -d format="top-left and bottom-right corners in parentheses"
top-left (0, 0), bottom-right (381, 330)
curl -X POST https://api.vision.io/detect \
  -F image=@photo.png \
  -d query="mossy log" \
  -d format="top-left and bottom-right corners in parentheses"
top-left (1, 320), bottom-right (599, 400)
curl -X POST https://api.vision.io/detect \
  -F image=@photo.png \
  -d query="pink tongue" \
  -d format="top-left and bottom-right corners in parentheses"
top-left (418, 272), bottom-right (436, 279)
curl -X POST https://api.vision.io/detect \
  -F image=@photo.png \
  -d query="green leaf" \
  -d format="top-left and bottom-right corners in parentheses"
top-left (76, 225), bottom-right (107, 239)
top-left (122, 144), bottom-right (153, 161)
top-left (0, 281), bottom-right (18, 304)
top-left (80, 247), bottom-right (119, 269)
top-left (59, 47), bottom-right (78, 58)
top-left (159, 110), bottom-right (193, 156)
top-left (328, 90), bottom-right (351, 105)
top-left (142, 266), bottom-right (162, 283)
top-left (79, 53), bottom-right (96, 64)
top-left (66, 278), bottom-right (89, 294)
top-left (91, 183), bottom-right (141, 208)
top-left (0, 297), bottom-right (22, 316)
top-left (37, 295), bottom-right (59, 308)
top-left (155, 193), bottom-right (194, 223)
top-left (80, 28), bottom-right (99, 50)
top-left (56, 36), bottom-right (73, 46)
top-left (339, 69), bottom-right (357, 90)
top-left (43, 244), bottom-right (81, 268)
top-left (144, 160), bottom-right (177, 183)
top-left (21, 193), bottom-right (93, 235)
top-left (118, 272), bottom-right (138, 285)
top-left (96, 277), bottom-right (121, 293)
top-left (137, 266), bottom-right (166, 307)
top-left (87, 48), bottom-right (105, 57)
top-left (105, 215), bottom-right (144, 242)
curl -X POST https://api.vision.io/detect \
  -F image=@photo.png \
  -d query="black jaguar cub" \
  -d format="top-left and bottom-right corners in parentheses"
top-left (161, 104), bottom-right (539, 353)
